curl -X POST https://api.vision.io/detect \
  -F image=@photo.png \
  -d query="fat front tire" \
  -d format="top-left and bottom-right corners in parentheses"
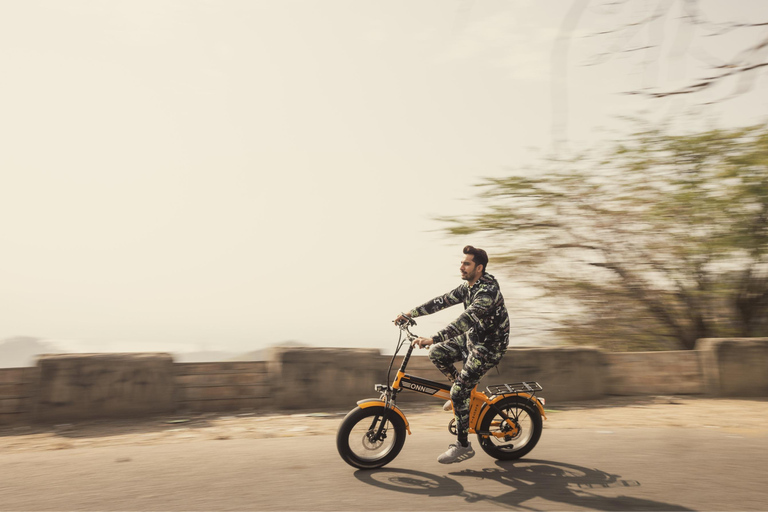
top-left (477, 396), bottom-right (543, 460)
top-left (336, 406), bottom-right (406, 470)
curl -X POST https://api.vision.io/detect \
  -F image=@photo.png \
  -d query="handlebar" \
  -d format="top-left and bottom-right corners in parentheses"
top-left (384, 316), bottom-right (419, 390)
top-left (394, 314), bottom-right (416, 330)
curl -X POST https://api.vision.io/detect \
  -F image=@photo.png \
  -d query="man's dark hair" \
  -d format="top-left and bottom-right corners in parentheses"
top-left (463, 245), bottom-right (488, 274)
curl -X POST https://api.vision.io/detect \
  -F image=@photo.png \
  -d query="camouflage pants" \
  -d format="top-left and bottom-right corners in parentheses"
top-left (428, 332), bottom-right (508, 444)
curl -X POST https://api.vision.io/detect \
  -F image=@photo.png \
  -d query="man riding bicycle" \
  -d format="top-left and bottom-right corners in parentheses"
top-left (395, 245), bottom-right (510, 464)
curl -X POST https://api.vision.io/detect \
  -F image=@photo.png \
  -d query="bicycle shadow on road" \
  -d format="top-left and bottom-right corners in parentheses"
top-left (354, 468), bottom-right (465, 498)
top-left (452, 459), bottom-right (693, 511)
top-left (355, 460), bottom-right (692, 511)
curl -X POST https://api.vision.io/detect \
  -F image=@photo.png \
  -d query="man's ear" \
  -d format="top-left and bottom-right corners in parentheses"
top-left (477, 264), bottom-right (484, 274)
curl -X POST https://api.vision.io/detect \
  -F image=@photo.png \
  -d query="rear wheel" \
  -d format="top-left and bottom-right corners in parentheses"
top-left (336, 406), bottom-right (406, 469)
top-left (477, 396), bottom-right (542, 460)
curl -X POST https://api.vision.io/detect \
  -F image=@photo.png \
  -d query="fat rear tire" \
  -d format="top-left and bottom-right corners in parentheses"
top-left (477, 396), bottom-right (542, 460)
top-left (337, 406), bottom-right (406, 470)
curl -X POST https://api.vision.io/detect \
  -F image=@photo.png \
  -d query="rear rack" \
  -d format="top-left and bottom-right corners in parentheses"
top-left (486, 381), bottom-right (543, 396)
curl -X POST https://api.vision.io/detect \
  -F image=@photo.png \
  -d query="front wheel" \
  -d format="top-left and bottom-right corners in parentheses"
top-left (477, 396), bottom-right (543, 460)
top-left (336, 406), bottom-right (407, 470)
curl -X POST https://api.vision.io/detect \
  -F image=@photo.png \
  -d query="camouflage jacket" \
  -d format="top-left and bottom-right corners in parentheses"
top-left (408, 273), bottom-right (510, 349)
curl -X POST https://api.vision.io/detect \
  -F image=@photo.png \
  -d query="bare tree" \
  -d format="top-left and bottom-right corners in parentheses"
top-left (552, 1), bottom-right (768, 147)
top-left (442, 122), bottom-right (768, 350)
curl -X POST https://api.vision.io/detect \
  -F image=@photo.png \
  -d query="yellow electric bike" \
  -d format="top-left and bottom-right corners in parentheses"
top-left (336, 319), bottom-right (546, 469)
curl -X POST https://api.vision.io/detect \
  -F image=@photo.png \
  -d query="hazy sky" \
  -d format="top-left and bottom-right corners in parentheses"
top-left (2, 0), bottom-right (767, 355)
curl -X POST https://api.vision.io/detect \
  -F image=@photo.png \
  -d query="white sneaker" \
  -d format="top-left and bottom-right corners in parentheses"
top-left (443, 400), bottom-right (453, 412)
top-left (437, 442), bottom-right (475, 464)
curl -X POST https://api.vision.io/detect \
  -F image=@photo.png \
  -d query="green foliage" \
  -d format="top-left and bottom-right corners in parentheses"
top-left (444, 123), bottom-right (768, 350)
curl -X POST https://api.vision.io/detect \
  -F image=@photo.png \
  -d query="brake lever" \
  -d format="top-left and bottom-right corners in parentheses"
top-left (394, 315), bottom-right (417, 328)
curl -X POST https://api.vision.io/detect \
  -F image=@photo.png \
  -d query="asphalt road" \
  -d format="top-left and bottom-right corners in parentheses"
top-left (1, 426), bottom-right (766, 511)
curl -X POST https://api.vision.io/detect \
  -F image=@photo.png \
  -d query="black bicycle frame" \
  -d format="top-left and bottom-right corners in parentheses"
top-left (389, 339), bottom-right (453, 400)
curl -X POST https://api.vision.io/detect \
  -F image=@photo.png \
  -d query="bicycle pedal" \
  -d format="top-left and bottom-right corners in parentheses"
top-left (448, 418), bottom-right (457, 435)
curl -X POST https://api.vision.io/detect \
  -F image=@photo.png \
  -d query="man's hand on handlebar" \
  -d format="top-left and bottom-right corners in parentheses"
top-left (411, 337), bottom-right (434, 349)
top-left (394, 313), bottom-right (415, 327)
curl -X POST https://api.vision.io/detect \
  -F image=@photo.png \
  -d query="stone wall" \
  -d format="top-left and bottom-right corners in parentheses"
top-left (605, 351), bottom-right (704, 395)
top-left (175, 361), bottom-right (270, 412)
top-left (697, 338), bottom-right (768, 397)
top-left (496, 346), bottom-right (607, 401)
top-left (0, 367), bottom-right (38, 424)
top-left (267, 347), bottom-right (383, 410)
top-left (0, 338), bottom-right (766, 424)
top-left (35, 353), bottom-right (175, 422)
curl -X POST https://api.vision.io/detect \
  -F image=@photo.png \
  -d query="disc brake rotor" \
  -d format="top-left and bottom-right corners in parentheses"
top-left (363, 429), bottom-right (386, 450)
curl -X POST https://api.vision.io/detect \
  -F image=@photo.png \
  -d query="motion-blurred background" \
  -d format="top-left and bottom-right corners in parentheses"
top-left (2, 0), bottom-right (766, 367)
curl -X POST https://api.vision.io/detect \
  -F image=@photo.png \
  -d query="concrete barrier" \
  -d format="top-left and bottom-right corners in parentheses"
top-left (0, 338), bottom-right (765, 424)
top-left (175, 361), bottom-right (270, 412)
top-left (605, 351), bottom-right (704, 396)
top-left (267, 345), bottom-right (608, 409)
top-left (34, 353), bottom-right (175, 422)
top-left (0, 367), bottom-right (38, 424)
top-left (697, 338), bottom-right (768, 397)
top-left (267, 347), bottom-right (383, 410)
top-left (496, 346), bottom-right (607, 402)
